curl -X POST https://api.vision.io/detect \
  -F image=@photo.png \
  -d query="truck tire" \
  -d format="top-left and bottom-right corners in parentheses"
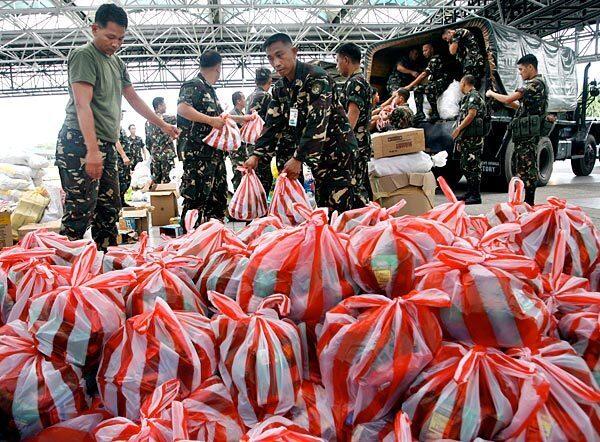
top-left (502, 137), bottom-right (553, 188)
top-left (571, 135), bottom-right (597, 176)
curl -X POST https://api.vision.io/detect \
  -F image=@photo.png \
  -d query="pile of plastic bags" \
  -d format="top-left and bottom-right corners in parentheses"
top-left (0, 176), bottom-right (599, 441)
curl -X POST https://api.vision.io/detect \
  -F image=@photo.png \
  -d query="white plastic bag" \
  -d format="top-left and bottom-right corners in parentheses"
top-left (438, 80), bottom-right (463, 120)
top-left (368, 151), bottom-right (447, 176)
top-left (130, 160), bottom-right (152, 189)
top-left (40, 183), bottom-right (64, 223)
top-left (0, 173), bottom-right (34, 191)
top-left (0, 163), bottom-right (34, 181)
top-left (1, 152), bottom-right (49, 170)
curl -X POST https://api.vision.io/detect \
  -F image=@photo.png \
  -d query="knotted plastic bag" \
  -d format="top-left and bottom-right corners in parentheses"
top-left (198, 245), bottom-right (250, 300)
top-left (289, 381), bottom-right (336, 442)
top-left (97, 298), bottom-right (216, 420)
top-left (103, 231), bottom-right (152, 273)
top-left (210, 292), bottom-right (303, 427)
top-left (486, 177), bottom-right (531, 226)
top-left (559, 310), bottom-right (600, 383)
top-left (241, 416), bottom-right (324, 442)
top-left (317, 291), bottom-right (450, 436)
top-left (237, 215), bottom-right (285, 248)
top-left (331, 200), bottom-right (406, 235)
top-left (203, 113), bottom-right (242, 152)
top-left (268, 174), bottom-right (312, 226)
top-left (240, 111), bottom-right (265, 144)
top-left (238, 208), bottom-right (359, 322)
top-left (27, 245), bottom-right (135, 368)
top-left (229, 168), bottom-right (268, 220)
top-left (416, 244), bottom-right (549, 348)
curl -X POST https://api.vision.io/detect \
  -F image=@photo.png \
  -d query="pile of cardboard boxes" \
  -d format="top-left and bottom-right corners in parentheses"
top-left (369, 127), bottom-right (436, 216)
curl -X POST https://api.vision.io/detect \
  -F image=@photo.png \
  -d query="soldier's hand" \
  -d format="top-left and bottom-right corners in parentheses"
top-left (161, 123), bottom-right (181, 139)
top-left (122, 155), bottom-right (131, 166)
top-left (242, 115), bottom-right (254, 123)
top-left (210, 116), bottom-right (226, 130)
top-left (485, 89), bottom-right (494, 98)
top-left (283, 157), bottom-right (302, 180)
top-left (451, 128), bottom-right (461, 140)
top-left (244, 155), bottom-right (259, 170)
top-left (85, 150), bottom-right (104, 180)
top-left (411, 71), bottom-right (419, 78)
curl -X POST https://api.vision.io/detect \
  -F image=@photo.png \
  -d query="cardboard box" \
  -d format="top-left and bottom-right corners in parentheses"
top-left (0, 209), bottom-right (13, 249)
top-left (148, 188), bottom-right (179, 227)
top-left (17, 219), bottom-right (61, 240)
top-left (370, 172), bottom-right (436, 216)
top-left (121, 207), bottom-right (150, 235)
top-left (371, 128), bottom-right (425, 159)
top-left (159, 224), bottom-right (183, 238)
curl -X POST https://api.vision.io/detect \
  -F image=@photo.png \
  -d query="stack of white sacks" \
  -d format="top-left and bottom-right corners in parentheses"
top-left (369, 150), bottom-right (448, 177)
top-left (0, 152), bottom-right (49, 204)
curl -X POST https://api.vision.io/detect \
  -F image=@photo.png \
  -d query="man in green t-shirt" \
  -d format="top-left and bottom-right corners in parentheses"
top-left (57, 3), bottom-right (179, 250)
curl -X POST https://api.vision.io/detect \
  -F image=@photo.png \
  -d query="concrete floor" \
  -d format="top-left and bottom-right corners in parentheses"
top-left (443, 160), bottom-right (600, 227)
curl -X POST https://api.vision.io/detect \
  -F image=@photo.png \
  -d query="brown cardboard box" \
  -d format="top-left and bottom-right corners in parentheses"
top-left (371, 128), bottom-right (425, 159)
top-left (17, 219), bottom-right (62, 240)
top-left (0, 209), bottom-right (13, 249)
top-left (121, 207), bottom-right (150, 235)
top-left (148, 189), bottom-right (179, 227)
top-left (370, 172), bottom-right (437, 216)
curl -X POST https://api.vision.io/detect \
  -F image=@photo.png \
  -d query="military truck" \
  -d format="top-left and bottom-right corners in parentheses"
top-left (365, 17), bottom-right (600, 188)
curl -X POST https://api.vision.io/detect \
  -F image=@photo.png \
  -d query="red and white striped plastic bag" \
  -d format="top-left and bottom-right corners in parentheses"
top-left (331, 200), bottom-right (406, 235)
top-left (103, 231), bottom-right (152, 273)
top-left (505, 338), bottom-right (600, 442)
top-left (375, 104), bottom-right (395, 132)
top-left (238, 208), bottom-right (359, 323)
top-left (540, 231), bottom-right (600, 330)
top-left (94, 379), bottom-right (188, 442)
top-left (559, 310), bottom-right (600, 381)
top-left (27, 245), bottom-right (135, 368)
top-left (0, 246), bottom-right (69, 324)
top-left (229, 168), bottom-right (268, 220)
top-left (97, 298), bottom-right (216, 420)
top-left (203, 113), bottom-right (242, 152)
top-left (452, 222), bottom-right (523, 255)
top-left (351, 411), bottom-right (414, 442)
top-left (486, 177), bottom-right (531, 226)
top-left (210, 292), bottom-right (303, 427)
top-left (317, 291), bottom-right (450, 436)
top-left (197, 245), bottom-right (250, 300)
top-left (125, 252), bottom-right (207, 316)
top-left (416, 244), bottom-right (549, 348)
top-left (18, 228), bottom-right (103, 271)
top-left (424, 176), bottom-right (490, 238)
top-left (180, 376), bottom-right (246, 441)
top-left (402, 342), bottom-right (548, 441)
top-left (237, 215), bottom-right (285, 247)
top-left (348, 216), bottom-right (454, 297)
top-left (517, 196), bottom-right (600, 277)
top-left (241, 416), bottom-right (324, 442)
top-left (0, 320), bottom-right (88, 439)
top-left (289, 381), bottom-right (336, 441)
top-left (269, 174), bottom-right (312, 226)
top-left (240, 111), bottom-right (265, 144)
top-left (161, 218), bottom-right (245, 262)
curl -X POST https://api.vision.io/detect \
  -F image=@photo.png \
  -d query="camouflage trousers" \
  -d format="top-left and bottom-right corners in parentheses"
top-left (354, 144), bottom-right (373, 203)
top-left (117, 158), bottom-right (131, 206)
top-left (514, 136), bottom-right (539, 193)
top-left (458, 137), bottom-right (484, 186)
top-left (229, 143), bottom-right (248, 190)
top-left (151, 153), bottom-right (175, 184)
top-left (55, 126), bottom-right (120, 250)
top-left (180, 142), bottom-right (227, 231)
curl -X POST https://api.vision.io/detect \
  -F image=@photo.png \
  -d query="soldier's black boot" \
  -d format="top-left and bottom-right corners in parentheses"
top-left (464, 181), bottom-right (482, 205)
top-left (428, 100), bottom-right (440, 122)
top-left (414, 93), bottom-right (426, 121)
top-left (456, 192), bottom-right (470, 201)
top-left (525, 187), bottom-right (536, 206)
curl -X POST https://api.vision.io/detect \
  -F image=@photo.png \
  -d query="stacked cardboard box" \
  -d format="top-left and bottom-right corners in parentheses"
top-left (369, 128), bottom-right (436, 216)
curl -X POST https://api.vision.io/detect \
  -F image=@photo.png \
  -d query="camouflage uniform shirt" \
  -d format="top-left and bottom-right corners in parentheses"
top-left (451, 28), bottom-right (484, 78)
top-left (387, 55), bottom-right (424, 94)
top-left (254, 60), bottom-right (361, 211)
top-left (457, 88), bottom-right (486, 185)
top-left (388, 105), bottom-right (414, 130)
top-left (145, 115), bottom-right (177, 160)
top-left (246, 87), bottom-right (272, 120)
top-left (123, 135), bottom-right (144, 168)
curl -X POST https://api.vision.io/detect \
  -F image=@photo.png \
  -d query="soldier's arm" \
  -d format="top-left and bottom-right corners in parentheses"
top-left (345, 79), bottom-right (365, 130)
top-left (396, 61), bottom-right (418, 77)
top-left (457, 108), bottom-right (477, 133)
top-left (486, 89), bottom-right (521, 109)
top-left (449, 42), bottom-right (458, 55)
top-left (115, 140), bottom-right (130, 165)
top-left (295, 76), bottom-right (331, 162)
top-left (406, 71), bottom-right (427, 89)
top-left (176, 85), bottom-right (224, 130)
top-left (123, 86), bottom-right (179, 138)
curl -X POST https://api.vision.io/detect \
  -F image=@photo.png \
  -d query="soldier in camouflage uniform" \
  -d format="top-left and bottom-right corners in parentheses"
top-left (388, 89), bottom-right (414, 130)
top-left (336, 42), bottom-right (373, 203)
top-left (177, 50), bottom-right (250, 230)
top-left (452, 75), bottom-right (486, 204)
top-left (246, 68), bottom-right (274, 194)
top-left (116, 127), bottom-right (132, 206)
top-left (125, 123), bottom-right (145, 167)
top-left (146, 97), bottom-right (177, 184)
top-left (487, 54), bottom-right (548, 205)
top-left (229, 91), bottom-right (248, 190)
top-left (57, 4), bottom-right (178, 250)
top-left (406, 43), bottom-right (452, 122)
top-left (443, 28), bottom-right (485, 88)
top-left (245, 33), bottom-right (361, 213)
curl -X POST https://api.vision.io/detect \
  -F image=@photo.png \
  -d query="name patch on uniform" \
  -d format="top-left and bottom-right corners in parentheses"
top-left (289, 108), bottom-right (299, 127)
